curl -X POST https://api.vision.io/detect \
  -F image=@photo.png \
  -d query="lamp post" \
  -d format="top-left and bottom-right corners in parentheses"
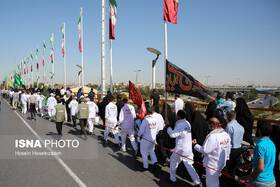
top-left (134, 69), bottom-right (141, 87)
top-left (147, 48), bottom-right (161, 89)
top-left (49, 71), bottom-right (55, 88)
top-left (235, 77), bottom-right (240, 93)
top-left (205, 75), bottom-right (210, 88)
top-left (76, 64), bottom-right (83, 89)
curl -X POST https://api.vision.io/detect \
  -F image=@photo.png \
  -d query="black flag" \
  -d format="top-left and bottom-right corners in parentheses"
top-left (166, 60), bottom-right (215, 102)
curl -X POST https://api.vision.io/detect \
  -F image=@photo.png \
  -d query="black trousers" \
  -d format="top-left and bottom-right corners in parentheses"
top-left (56, 122), bottom-right (63, 135)
top-left (156, 130), bottom-right (168, 163)
top-left (220, 147), bottom-right (242, 187)
top-left (79, 119), bottom-right (87, 135)
top-left (72, 116), bottom-right (77, 127)
top-left (30, 103), bottom-right (36, 119)
top-left (228, 148), bottom-right (242, 176)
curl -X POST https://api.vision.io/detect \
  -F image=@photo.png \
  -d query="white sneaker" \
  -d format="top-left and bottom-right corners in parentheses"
top-left (121, 147), bottom-right (126, 152)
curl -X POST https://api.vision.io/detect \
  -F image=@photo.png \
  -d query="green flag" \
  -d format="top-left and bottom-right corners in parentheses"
top-left (36, 48), bottom-right (39, 58)
top-left (49, 35), bottom-right (54, 49)
top-left (14, 73), bottom-right (26, 88)
top-left (43, 41), bottom-right (46, 53)
top-left (31, 52), bottom-right (33, 61)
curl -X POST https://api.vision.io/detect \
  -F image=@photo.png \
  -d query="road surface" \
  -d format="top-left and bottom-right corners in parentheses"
top-left (0, 99), bottom-right (199, 187)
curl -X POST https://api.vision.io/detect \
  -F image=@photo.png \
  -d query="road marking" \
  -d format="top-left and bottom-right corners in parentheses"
top-left (4, 99), bottom-right (87, 187)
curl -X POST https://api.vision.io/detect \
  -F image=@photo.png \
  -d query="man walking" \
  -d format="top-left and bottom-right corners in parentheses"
top-left (103, 96), bottom-right (120, 146)
top-left (86, 98), bottom-right (99, 135)
top-left (47, 93), bottom-right (57, 121)
top-left (118, 98), bottom-right (137, 153)
top-left (54, 98), bottom-right (66, 137)
top-left (193, 117), bottom-right (231, 187)
top-left (29, 92), bottom-right (37, 120)
top-left (69, 96), bottom-right (79, 129)
top-left (138, 106), bottom-right (160, 170)
top-left (78, 98), bottom-right (89, 140)
top-left (12, 89), bottom-right (19, 110)
top-left (21, 91), bottom-right (28, 114)
top-left (167, 110), bottom-right (202, 186)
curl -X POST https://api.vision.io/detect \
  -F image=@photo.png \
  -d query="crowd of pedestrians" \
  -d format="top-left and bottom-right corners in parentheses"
top-left (1, 87), bottom-right (279, 187)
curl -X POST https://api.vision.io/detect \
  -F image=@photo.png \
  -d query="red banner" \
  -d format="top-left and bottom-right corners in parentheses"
top-left (129, 81), bottom-right (146, 119)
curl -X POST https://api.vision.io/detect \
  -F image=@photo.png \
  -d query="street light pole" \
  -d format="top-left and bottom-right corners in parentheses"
top-left (147, 48), bottom-right (161, 89)
top-left (205, 75), bottom-right (210, 88)
top-left (76, 64), bottom-right (83, 89)
top-left (235, 77), bottom-right (240, 93)
top-left (134, 69), bottom-right (141, 87)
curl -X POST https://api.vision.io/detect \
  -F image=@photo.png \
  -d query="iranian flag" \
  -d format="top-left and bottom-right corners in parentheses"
top-left (61, 25), bottom-right (65, 56)
top-left (109, 0), bottom-right (117, 40)
top-left (43, 41), bottom-right (46, 66)
top-left (30, 52), bottom-right (33, 72)
top-left (77, 9), bottom-right (82, 52)
top-left (164, 0), bottom-right (179, 24)
top-left (36, 48), bottom-right (39, 70)
top-left (50, 35), bottom-right (54, 63)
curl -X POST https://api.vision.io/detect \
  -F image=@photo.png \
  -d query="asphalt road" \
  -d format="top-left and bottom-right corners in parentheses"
top-left (247, 94), bottom-right (279, 108)
top-left (0, 99), bottom-right (199, 187)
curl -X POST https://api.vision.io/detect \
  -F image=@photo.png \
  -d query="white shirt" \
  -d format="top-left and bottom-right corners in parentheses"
top-left (38, 95), bottom-right (45, 108)
top-left (105, 102), bottom-right (118, 126)
top-left (68, 100), bottom-right (79, 116)
top-left (47, 96), bottom-right (57, 110)
top-left (118, 104), bottom-right (136, 130)
top-left (87, 101), bottom-right (99, 119)
top-left (152, 112), bottom-right (165, 131)
top-left (168, 119), bottom-right (193, 156)
top-left (9, 91), bottom-right (14, 98)
top-left (21, 93), bottom-right (27, 105)
top-left (175, 98), bottom-right (184, 114)
top-left (138, 115), bottom-right (159, 143)
top-left (194, 129), bottom-right (231, 173)
top-left (36, 94), bottom-right (41, 106)
top-left (60, 89), bottom-right (66, 96)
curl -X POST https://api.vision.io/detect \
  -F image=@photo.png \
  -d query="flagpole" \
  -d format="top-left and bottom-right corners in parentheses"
top-left (43, 41), bottom-right (46, 87)
top-left (101, 0), bottom-right (106, 95)
top-left (36, 48), bottom-right (38, 89)
top-left (52, 33), bottom-right (54, 89)
top-left (64, 22), bottom-right (66, 90)
top-left (110, 39), bottom-right (113, 93)
top-left (31, 52), bottom-right (33, 88)
top-left (164, 21), bottom-right (168, 121)
top-left (27, 62), bottom-right (29, 89)
top-left (80, 7), bottom-right (84, 93)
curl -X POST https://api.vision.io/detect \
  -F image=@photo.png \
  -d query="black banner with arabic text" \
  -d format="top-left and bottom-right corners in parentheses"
top-left (166, 60), bottom-right (215, 102)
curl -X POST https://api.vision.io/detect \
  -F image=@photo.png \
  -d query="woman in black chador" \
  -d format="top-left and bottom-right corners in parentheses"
top-left (235, 97), bottom-right (254, 145)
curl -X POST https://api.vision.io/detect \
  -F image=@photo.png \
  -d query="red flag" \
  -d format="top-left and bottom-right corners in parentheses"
top-left (37, 62), bottom-right (39, 70)
top-left (31, 65), bottom-right (33, 72)
top-left (24, 69), bottom-right (26, 74)
top-left (42, 56), bottom-right (45, 66)
top-left (50, 49), bottom-right (54, 63)
top-left (163, 0), bottom-right (179, 24)
top-left (129, 81), bottom-right (146, 119)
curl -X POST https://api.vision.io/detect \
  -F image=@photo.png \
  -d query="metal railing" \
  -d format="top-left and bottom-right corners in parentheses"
top-left (95, 94), bottom-right (280, 124)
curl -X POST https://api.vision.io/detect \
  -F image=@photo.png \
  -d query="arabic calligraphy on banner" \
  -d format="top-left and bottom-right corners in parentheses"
top-left (166, 60), bottom-right (214, 101)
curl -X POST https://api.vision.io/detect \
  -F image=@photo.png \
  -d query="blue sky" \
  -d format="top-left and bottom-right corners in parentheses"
top-left (1, 0), bottom-right (280, 87)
